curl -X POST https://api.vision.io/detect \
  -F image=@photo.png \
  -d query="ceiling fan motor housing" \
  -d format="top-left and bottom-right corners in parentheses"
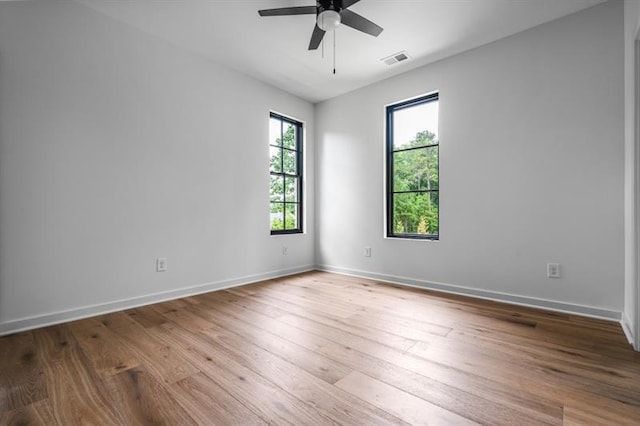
top-left (317, 1), bottom-right (343, 14)
top-left (317, 1), bottom-right (342, 32)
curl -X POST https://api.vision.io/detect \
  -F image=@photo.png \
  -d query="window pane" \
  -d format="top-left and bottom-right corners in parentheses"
top-left (270, 118), bottom-right (282, 146)
top-left (392, 191), bottom-right (439, 235)
top-left (284, 203), bottom-right (299, 230)
top-left (270, 146), bottom-right (282, 173)
top-left (393, 146), bottom-right (438, 192)
top-left (270, 113), bottom-right (303, 234)
top-left (282, 149), bottom-right (297, 175)
top-left (392, 100), bottom-right (439, 149)
top-left (270, 203), bottom-right (284, 230)
top-left (282, 122), bottom-right (296, 149)
top-left (270, 175), bottom-right (284, 201)
top-left (284, 177), bottom-right (298, 202)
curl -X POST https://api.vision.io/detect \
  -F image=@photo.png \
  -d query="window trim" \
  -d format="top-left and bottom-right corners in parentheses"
top-left (386, 92), bottom-right (440, 240)
top-left (270, 112), bottom-right (303, 235)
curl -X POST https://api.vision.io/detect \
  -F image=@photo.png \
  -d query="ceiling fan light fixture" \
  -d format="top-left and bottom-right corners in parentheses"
top-left (318, 10), bottom-right (341, 31)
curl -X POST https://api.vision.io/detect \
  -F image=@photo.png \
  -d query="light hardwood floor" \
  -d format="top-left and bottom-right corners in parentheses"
top-left (1, 271), bottom-right (639, 425)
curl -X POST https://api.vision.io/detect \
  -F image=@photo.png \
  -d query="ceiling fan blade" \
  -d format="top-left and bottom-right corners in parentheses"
top-left (258, 6), bottom-right (317, 17)
top-left (339, 9), bottom-right (383, 37)
top-left (308, 24), bottom-right (326, 50)
top-left (341, 0), bottom-right (361, 8)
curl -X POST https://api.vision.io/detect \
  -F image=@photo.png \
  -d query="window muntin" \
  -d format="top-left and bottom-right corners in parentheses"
top-left (270, 113), bottom-right (303, 234)
top-left (386, 93), bottom-right (439, 239)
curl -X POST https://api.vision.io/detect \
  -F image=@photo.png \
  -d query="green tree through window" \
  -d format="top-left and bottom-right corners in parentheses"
top-left (387, 94), bottom-right (439, 239)
top-left (270, 113), bottom-right (303, 234)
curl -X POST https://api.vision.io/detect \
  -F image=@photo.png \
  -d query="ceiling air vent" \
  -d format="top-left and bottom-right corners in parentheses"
top-left (382, 51), bottom-right (409, 66)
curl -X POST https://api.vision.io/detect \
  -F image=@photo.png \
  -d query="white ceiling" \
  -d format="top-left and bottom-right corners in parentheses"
top-left (74, 0), bottom-right (606, 103)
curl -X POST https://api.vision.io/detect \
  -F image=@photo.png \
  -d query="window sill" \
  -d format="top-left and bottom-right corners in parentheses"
top-left (385, 235), bottom-right (439, 242)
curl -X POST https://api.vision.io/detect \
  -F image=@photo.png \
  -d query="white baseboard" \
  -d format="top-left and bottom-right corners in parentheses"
top-left (317, 264), bottom-right (622, 322)
top-left (621, 313), bottom-right (637, 348)
top-left (0, 265), bottom-right (314, 336)
top-left (1, 264), bottom-right (626, 338)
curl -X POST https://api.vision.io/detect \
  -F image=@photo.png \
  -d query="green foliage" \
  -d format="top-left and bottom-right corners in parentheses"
top-left (392, 130), bottom-right (439, 235)
top-left (270, 202), bottom-right (297, 230)
top-left (417, 216), bottom-right (427, 234)
top-left (270, 125), bottom-right (297, 174)
top-left (270, 216), bottom-right (297, 231)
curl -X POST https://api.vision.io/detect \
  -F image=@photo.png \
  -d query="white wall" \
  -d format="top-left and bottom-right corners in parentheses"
top-left (0, 0), bottom-right (315, 333)
top-left (624, 0), bottom-right (640, 348)
top-left (316, 1), bottom-right (625, 318)
top-left (0, 0), bottom-right (629, 336)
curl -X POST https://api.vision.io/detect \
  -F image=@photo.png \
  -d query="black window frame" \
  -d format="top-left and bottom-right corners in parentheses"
top-left (270, 112), bottom-right (303, 235)
top-left (386, 92), bottom-right (440, 240)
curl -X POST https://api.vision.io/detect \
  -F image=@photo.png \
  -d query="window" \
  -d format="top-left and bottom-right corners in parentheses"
top-left (386, 93), bottom-right (440, 239)
top-left (270, 113), bottom-right (303, 234)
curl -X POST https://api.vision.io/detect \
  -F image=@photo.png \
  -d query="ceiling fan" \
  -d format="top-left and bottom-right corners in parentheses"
top-left (258, 0), bottom-right (383, 50)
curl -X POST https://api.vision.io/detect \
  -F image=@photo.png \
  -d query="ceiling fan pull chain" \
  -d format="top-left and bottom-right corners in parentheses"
top-left (333, 29), bottom-right (336, 75)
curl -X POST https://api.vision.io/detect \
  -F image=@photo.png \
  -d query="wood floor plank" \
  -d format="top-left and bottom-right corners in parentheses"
top-left (200, 290), bottom-right (287, 319)
top-left (0, 366), bottom-right (47, 412)
top-left (0, 330), bottom-right (47, 412)
top-left (308, 271), bottom-right (628, 343)
top-left (103, 366), bottom-right (198, 424)
top-left (444, 329), bottom-right (640, 390)
top-left (67, 311), bottom-right (138, 333)
top-left (1, 271), bottom-right (638, 425)
top-left (301, 273), bottom-right (634, 356)
top-left (184, 300), bottom-right (354, 384)
top-left (244, 292), bottom-right (418, 351)
top-left (149, 322), bottom-right (339, 425)
top-left (43, 346), bottom-right (123, 425)
top-left (283, 274), bottom-right (569, 348)
top-left (170, 372), bottom-right (268, 426)
top-left (237, 283), bottom-right (356, 319)
top-left (336, 370), bottom-right (478, 426)
top-left (98, 318), bottom-right (198, 385)
top-left (30, 325), bottom-right (76, 364)
top-left (194, 286), bottom-right (562, 425)
top-left (125, 306), bottom-right (170, 328)
top-left (148, 300), bottom-right (214, 332)
top-left (198, 324), bottom-right (410, 425)
top-left (0, 399), bottom-right (55, 426)
top-left (561, 389), bottom-right (640, 425)
top-left (0, 332), bottom-right (37, 369)
top-left (344, 311), bottom-right (452, 340)
top-left (67, 322), bottom-right (139, 378)
top-left (407, 339), bottom-right (640, 407)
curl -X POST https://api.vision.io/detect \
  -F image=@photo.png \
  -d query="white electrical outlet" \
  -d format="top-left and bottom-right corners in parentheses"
top-left (547, 263), bottom-right (560, 278)
top-left (282, 246), bottom-right (288, 256)
top-left (364, 247), bottom-right (372, 257)
top-left (156, 258), bottom-right (168, 272)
